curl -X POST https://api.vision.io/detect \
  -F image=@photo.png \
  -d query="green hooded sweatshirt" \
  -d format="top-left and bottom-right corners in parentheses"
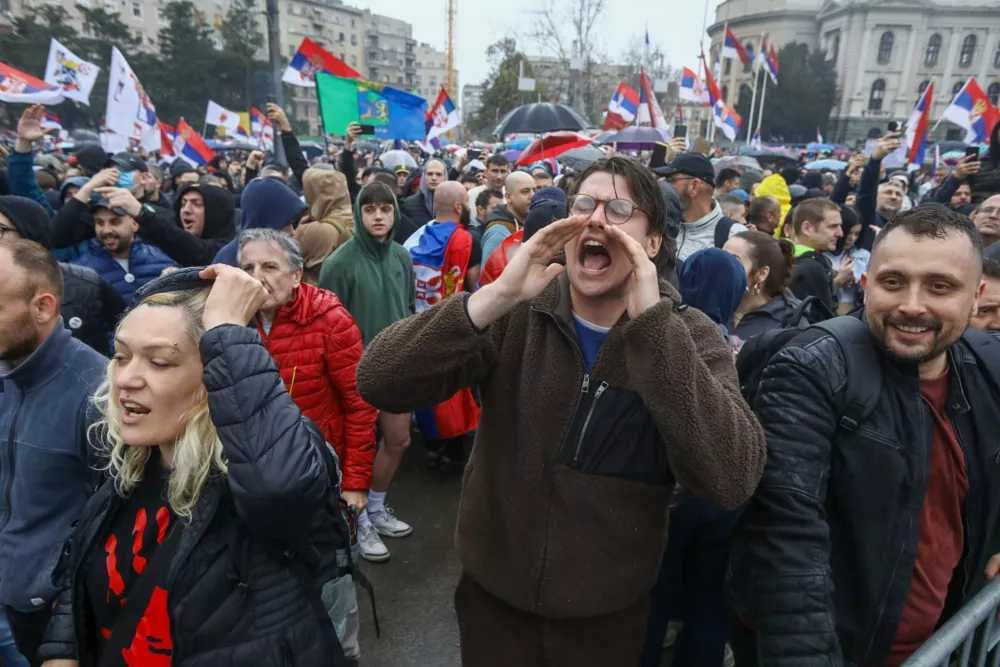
top-left (318, 184), bottom-right (416, 346)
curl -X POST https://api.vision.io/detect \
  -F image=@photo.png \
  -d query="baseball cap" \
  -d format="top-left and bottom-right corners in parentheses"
top-left (71, 144), bottom-right (111, 177)
top-left (89, 194), bottom-right (127, 216)
top-left (110, 151), bottom-right (149, 173)
top-left (653, 152), bottom-right (716, 187)
top-left (730, 188), bottom-right (750, 202)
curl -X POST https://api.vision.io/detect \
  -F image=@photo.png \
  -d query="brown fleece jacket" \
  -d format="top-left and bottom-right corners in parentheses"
top-left (356, 274), bottom-right (766, 619)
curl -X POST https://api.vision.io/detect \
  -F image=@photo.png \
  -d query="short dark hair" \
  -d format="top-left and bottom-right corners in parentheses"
top-left (370, 172), bottom-right (399, 194)
top-left (732, 231), bottom-right (795, 297)
top-left (486, 154), bottom-right (510, 168)
top-left (871, 204), bottom-right (984, 272)
top-left (569, 156), bottom-right (675, 272)
top-left (983, 258), bottom-right (1000, 280)
top-left (476, 188), bottom-right (503, 209)
top-left (357, 182), bottom-right (397, 210)
top-left (748, 195), bottom-right (780, 225)
top-left (459, 172), bottom-right (480, 185)
top-left (792, 198), bottom-right (840, 236)
top-left (717, 168), bottom-right (741, 185)
top-left (7, 238), bottom-right (63, 304)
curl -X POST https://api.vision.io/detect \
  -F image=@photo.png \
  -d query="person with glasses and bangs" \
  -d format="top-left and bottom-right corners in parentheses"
top-left (655, 153), bottom-right (749, 263)
top-left (354, 156), bottom-right (766, 666)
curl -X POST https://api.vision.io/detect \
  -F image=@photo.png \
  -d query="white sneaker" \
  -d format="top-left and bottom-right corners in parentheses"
top-left (357, 520), bottom-right (390, 562)
top-left (368, 507), bottom-right (413, 538)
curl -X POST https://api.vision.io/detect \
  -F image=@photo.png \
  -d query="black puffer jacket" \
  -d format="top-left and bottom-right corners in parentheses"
top-left (730, 292), bottom-right (807, 341)
top-left (39, 325), bottom-right (345, 666)
top-left (728, 323), bottom-right (1000, 666)
top-left (59, 263), bottom-right (127, 356)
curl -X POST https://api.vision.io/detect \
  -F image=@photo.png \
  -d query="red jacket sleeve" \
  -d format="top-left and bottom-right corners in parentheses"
top-left (323, 306), bottom-right (378, 491)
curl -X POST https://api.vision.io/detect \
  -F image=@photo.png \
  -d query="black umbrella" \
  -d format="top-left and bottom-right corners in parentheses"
top-left (493, 103), bottom-right (593, 138)
top-left (557, 145), bottom-right (605, 172)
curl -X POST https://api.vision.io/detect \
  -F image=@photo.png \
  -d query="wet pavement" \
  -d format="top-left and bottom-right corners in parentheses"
top-left (354, 440), bottom-right (673, 667)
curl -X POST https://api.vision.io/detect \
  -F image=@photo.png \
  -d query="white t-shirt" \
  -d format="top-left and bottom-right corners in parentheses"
top-left (114, 257), bottom-right (129, 272)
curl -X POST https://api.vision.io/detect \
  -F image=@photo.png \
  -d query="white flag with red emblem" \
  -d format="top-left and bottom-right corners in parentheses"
top-left (205, 100), bottom-right (240, 132)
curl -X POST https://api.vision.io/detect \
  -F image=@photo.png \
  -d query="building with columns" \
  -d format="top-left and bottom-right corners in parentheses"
top-left (708, 0), bottom-right (1000, 143)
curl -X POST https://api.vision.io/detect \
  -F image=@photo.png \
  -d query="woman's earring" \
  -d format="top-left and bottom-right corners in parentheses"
top-left (753, 283), bottom-right (762, 296)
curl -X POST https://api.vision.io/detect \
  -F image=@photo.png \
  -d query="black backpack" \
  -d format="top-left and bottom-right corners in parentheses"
top-left (736, 316), bottom-right (882, 434)
top-left (784, 295), bottom-right (837, 327)
top-left (713, 217), bottom-right (735, 249)
top-left (738, 317), bottom-right (1000, 436)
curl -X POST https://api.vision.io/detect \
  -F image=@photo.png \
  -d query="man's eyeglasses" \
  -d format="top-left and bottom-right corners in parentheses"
top-left (568, 194), bottom-right (645, 225)
top-left (0, 226), bottom-right (19, 240)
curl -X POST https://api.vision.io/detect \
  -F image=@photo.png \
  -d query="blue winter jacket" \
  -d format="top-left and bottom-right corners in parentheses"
top-left (7, 150), bottom-right (88, 261)
top-left (0, 322), bottom-right (105, 612)
top-left (72, 237), bottom-right (178, 303)
top-left (212, 178), bottom-right (308, 266)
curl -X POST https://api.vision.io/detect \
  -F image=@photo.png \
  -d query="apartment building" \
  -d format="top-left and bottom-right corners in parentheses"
top-left (413, 40), bottom-right (458, 102)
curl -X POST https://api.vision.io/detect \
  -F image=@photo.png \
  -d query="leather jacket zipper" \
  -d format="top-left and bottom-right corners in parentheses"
top-left (572, 381), bottom-right (608, 465)
top-left (0, 390), bottom-right (25, 533)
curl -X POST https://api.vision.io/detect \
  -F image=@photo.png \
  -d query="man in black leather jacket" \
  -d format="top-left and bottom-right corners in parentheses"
top-left (729, 205), bottom-right (1000, 667)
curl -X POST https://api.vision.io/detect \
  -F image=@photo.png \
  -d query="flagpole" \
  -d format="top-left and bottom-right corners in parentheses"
top-left (755, 75), bottom-right (767, 146)
top-left (746, 68), bottom-right (760, 145)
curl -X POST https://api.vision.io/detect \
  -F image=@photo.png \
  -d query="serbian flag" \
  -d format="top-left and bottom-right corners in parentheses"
top-left (751, 127), bottom-right (762, 149)
top-left (906, 81), bottom-right (934, 172)
top-left (425, 86), bottom-right (461, 144)
top-left (816, 127), bottom-right (824, 143)
top-left (604, 82), bottom-right (640, 130)
top-left (250, 106), bottom-right (274, 150)
top-left (41, 112), bottom-right (62, 131)
top-left (235, 124), bottom-right (250, 139)
top-left (0, 62), bottom-right (65, 104)
top-left (159, 122), bottom-right (175, 156)
top-left (282, 37), bottom-right (362, 87)
top-left (679, 67), bottom-right (709, 105)
top-left (703, 48), bottom-right (742, 141)
top-left (403, 222), bottom-right (481, 440)
top-left (942, 77), bottom-right (999, 145)
top-left (636, 69), bottom-right (667, 129)
top-left (766, 44), bottom-right (780, 85)
top-left (173, 118), bottom-right (215, 166)
top-left (723, 27), bottom-right (755, 65)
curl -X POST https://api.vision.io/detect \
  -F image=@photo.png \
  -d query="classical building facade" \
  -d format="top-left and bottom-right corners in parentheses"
top-left (707, 0), bottom-right (1000, 143)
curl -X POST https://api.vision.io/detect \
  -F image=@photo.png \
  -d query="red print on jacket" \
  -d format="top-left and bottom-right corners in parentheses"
top-left (121, 586), bottom-right (173, 666)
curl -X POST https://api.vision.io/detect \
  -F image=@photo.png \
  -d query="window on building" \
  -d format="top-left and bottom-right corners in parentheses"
top-left (289, 45), bottom-right (297, 57)
top-left (953, 80), bottom-right (966, 96)
top-left (132, 0), bottom-right (141, 16)
top-left (351, 55), bottom-right (357, 66)
top-left (989, 83), bottom-right (1000, 106)
top-left (340, 52), bottom-right (345, 60)
top-left (831, 32), bottom-right (840, 62)
top-left (721, 85), bottom-right (728, 103)
top-left (350, 18), bottom-right (355, 28)
top-left (946, 128), bottom-right (963, 141)
top-left (351, 35), bottom-right (357, 45)
top-left (723, 58), bottom-right (731, 75)
top-left (918, 79), bottom-right (930, 95)
top-left (959, 34), bottom-right (976, 68)
top-left (339, 32), bottom-right (344, 41)
top-left (995, 44), bottom-right (1000, 68)
top-left (868, 78), bottom-right (885, 111)
top-left (743, 42), bottom-right (754, 73)
top-left (156, 6), bottom-right (166, 21)
top-left (924, 34), bottom-right (941, 67)
top-left (876, 31), bottom-right (893, 64)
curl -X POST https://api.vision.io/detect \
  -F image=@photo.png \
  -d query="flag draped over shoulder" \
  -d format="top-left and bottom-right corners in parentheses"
top-left (316, 72), bottom-right (427, 140)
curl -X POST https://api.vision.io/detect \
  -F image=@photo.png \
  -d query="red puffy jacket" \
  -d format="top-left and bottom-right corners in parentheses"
top-left (256, 282), bottom-right (377, 491)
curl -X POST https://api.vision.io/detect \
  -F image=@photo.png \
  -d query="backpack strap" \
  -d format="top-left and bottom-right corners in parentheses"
top-left (714, 217), bottom-right (735, 248)
top-left (784, 296), bottom-right (816, 328)
top-left (812, 316), bottom-right (882, 433)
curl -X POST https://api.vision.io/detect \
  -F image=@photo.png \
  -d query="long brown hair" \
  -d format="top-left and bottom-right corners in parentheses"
top-left (733, 231), bottom-right (795, 297)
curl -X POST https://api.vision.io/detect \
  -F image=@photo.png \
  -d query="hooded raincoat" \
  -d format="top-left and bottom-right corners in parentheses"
top-left (317, 183), bottom-right (415, 346)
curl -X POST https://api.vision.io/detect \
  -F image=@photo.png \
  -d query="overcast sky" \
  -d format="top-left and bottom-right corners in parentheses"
top-left (357, 0), bottom-right (717, 90)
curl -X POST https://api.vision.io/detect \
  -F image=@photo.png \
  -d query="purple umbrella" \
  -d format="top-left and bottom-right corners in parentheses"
top-left (603, 126), bottom-right (671, 150)
top-left (502, 149), bottom-right (522, 161)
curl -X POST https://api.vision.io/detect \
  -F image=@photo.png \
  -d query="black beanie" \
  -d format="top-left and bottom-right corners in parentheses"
top-left (801, 172), bottom-right (823, 190)
top-left (0, 195), bottom-right (53, 248)
top-left (780, 167), bottom-right (800, 186)
top-left (523, 200), bottom-right (566, 242)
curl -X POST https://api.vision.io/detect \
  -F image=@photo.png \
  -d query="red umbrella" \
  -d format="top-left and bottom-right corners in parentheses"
top-left (515, 131), bottom-right (594, 165)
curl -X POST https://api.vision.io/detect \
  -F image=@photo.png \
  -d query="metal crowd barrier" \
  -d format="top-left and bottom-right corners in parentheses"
top-left (902, 575), bottom-right (1000, 667)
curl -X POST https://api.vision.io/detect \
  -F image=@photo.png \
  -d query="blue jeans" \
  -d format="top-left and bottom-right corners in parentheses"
top-left (639, 496), bottom-right (743, 667)
top-left (0, 606), bottom-right (30, 667)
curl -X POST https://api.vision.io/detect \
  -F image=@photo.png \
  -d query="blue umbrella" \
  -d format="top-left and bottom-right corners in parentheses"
top-left (804, 159), bottom-right (848, 170)
top-left (806, 142), bottom-right (838, 153)
top-left (505, 136), bottom-right (534, 150)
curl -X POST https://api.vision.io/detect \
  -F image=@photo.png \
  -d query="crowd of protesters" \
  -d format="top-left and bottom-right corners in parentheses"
top-left (2, 98), bottom-right (1000, 667)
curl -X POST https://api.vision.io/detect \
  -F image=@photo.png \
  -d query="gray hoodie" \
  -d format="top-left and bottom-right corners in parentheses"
top-left (0, 323), bottom-right (105, 611)
top-left (676, 201), bottom-right (748, 262)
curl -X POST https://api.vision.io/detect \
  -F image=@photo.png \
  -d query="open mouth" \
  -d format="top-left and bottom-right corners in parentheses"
top-left (579, 239), bottom-right (611, 274)
top-left (121, 399), bottom-right (151, 425)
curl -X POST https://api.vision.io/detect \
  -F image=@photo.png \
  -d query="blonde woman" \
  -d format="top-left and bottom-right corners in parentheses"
top-left (38, 265), bottom-right (348, 667)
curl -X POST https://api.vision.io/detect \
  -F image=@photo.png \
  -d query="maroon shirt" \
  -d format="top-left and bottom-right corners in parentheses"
top-left (885, 369), bottom-right (968, 666)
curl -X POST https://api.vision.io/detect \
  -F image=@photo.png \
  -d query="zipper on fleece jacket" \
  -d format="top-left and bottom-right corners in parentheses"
top-left (572, 382), bottom-right (609, 465)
